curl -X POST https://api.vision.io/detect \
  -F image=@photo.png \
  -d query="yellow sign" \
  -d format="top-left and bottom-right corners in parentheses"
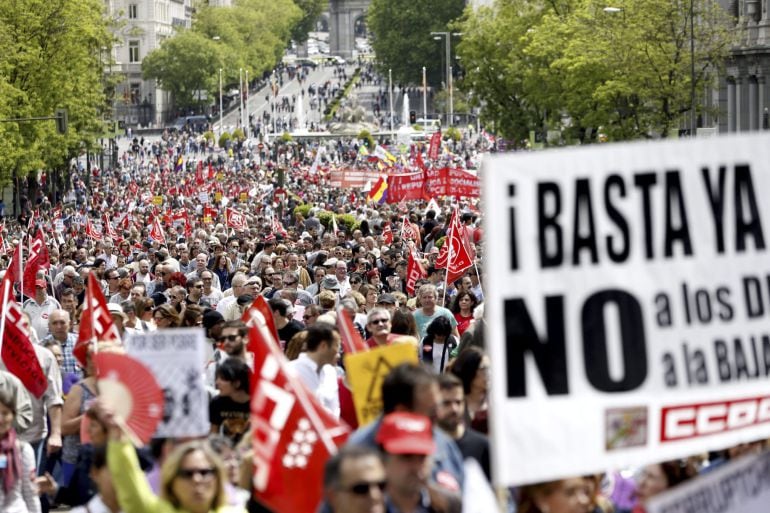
top-left (152, 195), bottom-right (163, 206)
top-left (214, 192), bottom-right (222, 202)
top-left (217, 172), bottom-right (225, 182)
top-left (344, 342), bottom-right (419, 426)
top-left (239, 192), bottom-right (247, 202)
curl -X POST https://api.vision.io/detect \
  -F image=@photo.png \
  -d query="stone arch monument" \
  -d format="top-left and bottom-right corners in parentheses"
top-left (329, 0), bottom-right (371, 59)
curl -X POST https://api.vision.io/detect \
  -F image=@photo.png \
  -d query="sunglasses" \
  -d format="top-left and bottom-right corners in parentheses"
top-left (345, 480), bottom-right (387, 496)
top-left (217, 334), bottom-right (240, 342)
top-left (177, 467), bottom-right (216, 480)
top-left (351, 280), bottom-right (361, 285)
top-left (192, 284), bottom-right (203, 289)
top-left (369, 318), bottom-right (389, 325)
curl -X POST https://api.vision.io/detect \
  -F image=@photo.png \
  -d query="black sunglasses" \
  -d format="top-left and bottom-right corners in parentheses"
top-left (177, 467), bottom-right (216, 480)
top-left (217, 334), bottom-right (240, 342)
top-left (346, 480), bottom-right (387, 495)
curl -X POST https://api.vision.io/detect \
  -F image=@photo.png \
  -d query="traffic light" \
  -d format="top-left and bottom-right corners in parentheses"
top-left (410, 110), bottom-right (416, 124)
top-left (55, 109), bottom-right (68, 134)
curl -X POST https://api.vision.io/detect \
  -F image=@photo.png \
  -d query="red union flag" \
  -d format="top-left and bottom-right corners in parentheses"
top-left (382, 224), bottom-right (393, 245)
top-left (21, 230), bottom-right (49, 299)
top-left (249, 321), bottom-right (349, 513)
top-left (0, 275), bottom-right (48, 398)
top-left (103, 214), bottom-right (118, 239)
top-left (149, 218), bottom-right (166, 244)
top-left (428, 131), bottom-right (442, 160)
top-left (226, 207), bottom-right (247, 230)
top-left (406, 243), bottom-right (427, 296)
top-left (435, 210), bottom-right (474, 283)
top-left (401, 216), bottom-right (421, 247)
top-left (74, 272), bottom-right (122, 368)
top-left (84, 217), bottom-right (103, 241)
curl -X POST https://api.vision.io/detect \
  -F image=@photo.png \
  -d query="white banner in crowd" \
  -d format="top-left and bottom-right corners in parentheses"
top-left (647, 451), bottom-right (770, 513)
top-left (483, 133), bottom-right (770, 486)
top-left (126, 328), bottom-right (209, 438)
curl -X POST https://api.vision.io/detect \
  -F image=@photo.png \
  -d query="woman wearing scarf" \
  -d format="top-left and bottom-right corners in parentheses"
top-left (0, 388), bottom-right (40, 512)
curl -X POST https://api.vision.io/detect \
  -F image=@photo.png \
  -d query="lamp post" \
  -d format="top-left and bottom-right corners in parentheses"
top-left (388, 68), bottom-right (394, 133)
top-left (218, 68), bottom-right (223, 139)
top-left (430, 31), bottom-right (462, 126)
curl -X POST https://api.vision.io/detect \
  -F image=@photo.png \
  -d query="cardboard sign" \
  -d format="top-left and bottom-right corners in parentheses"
top-left (647, 451), bottom-right (770, 513)
top-left (344, 342), bottom-right (419, 426)
top-left (199, 192), bottom-right (209, 204)
top-left (483, 133), bottom-right (770, 486)
top-left (152, 195), bottom-right (163, 206)
top-left (125, 328), bottom-right (209, 438)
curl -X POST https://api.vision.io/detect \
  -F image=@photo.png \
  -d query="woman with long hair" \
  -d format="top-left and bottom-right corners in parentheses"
top-left (211, 254), bottom-right (233, 292)
top-left (0, 389), bottom-right (40, 512)
top-left (450, 290), bottom-right (479, 336)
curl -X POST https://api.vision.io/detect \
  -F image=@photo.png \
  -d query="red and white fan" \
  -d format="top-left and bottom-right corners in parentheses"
top-left (94, 352), bottom-right (164, 445)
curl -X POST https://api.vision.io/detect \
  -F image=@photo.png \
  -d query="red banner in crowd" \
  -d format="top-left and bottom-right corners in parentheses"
top-left (328, 167), bottom-right (382, 189)
top-left (74, 272), bottom-right (122, 368)
top-left (249, 321), bottom-right (349, 513)
top-left (435, 209), bottom-right (475, 283)
top-left (21, 230), bottom-right (48, 299)
top-left (406, 243), bottom-right (427, 296)
top-left (428, 131), bottom-right (442, 160)
top-left (386, 172), bottom-right (424, 203)
top-left (0, 275), bottom-right (48, 398)
top-left (225, 207), bottom-right (247, 230)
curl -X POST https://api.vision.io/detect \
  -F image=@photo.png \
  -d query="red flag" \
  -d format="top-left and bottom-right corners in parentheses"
top-left (74, 272), bottom-right (122, 368)
top-left (242, 295), bottom-right (280, 349)
top-left (336, 307), bottom-right (367, 355)
top-left (0, 275), bottom-right (48, 398)
top-left (208, 162), bottom-right (216, 180)
top-left (435, 210), bottom-right (474, 283)
top-left (248, 321), bottom-right (349, 513)
top-left (225, 207), bottom-right (247, 231)
top-left (85, 217), bottom-right (103, 241)
top-left (149, 218), bottom-right (166, 244)
top-left (382, 224), bottom-right (393, 245)
top-left (103, 214), bottom-right (118, 239)
top-left (195, 161), bottom-right (205, 185)
top-left (128, 181), bottom-right (138, 195)
top-left (272, 217), bottom-right (287, 237)
top-left (400, 217), bottom-right (422, 247)
top-left (203, 205), bottom-right (215, 225)
top-left (406, 243), bottom-right (427, 296)
top-left (428, 131), bottom-right (442, 160)
top-left (5, 240), bottom-right (22, 285)
top-left (21, 230), bottom-right (48, 299)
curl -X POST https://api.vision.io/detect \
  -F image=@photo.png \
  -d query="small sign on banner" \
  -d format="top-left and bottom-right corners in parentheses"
top-left (125, 328), bottom-right (209, 438)
top-left (152, 195), bottom-right (163, 206)
top-left (344, 342), bottom-right (419, 426)
top-left (483, 133), bottom-right (770, 486)
top-left (199, 192), bottom-right (209, 204)
top-left (647, 451), bottom-right (770, 513)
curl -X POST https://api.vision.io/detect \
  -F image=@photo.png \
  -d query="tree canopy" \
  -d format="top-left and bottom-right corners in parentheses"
top-left (290, 0), bottom-right (327, 44)
top-left (455, 0), bottom-right (737, 144)
top-left (144, 0), bottom-right (302, 111)
top-left (367, 0), bottom-right (466, 87)
top-left (0, 0), bottom-right (115, 183)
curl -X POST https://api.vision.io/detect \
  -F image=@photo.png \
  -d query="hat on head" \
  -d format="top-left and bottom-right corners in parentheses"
top-left (321, 275), bottom-right (340, 291)
top-left (202, 310), bottom-right (225, 329)
top-left (35, 279), bottom-right (47, 289)
top-left (375, 412), bottom-right (436, 455)
top-left (324, 257), bottom-right (338, 267)
top-left (107, 302), bottom-right (128, 321)
top-left (377, 293), bottom-right (396, 305)
top-left (236, 294), bottom-right (254, 307)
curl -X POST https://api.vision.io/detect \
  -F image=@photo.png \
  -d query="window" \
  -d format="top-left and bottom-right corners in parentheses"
top-left (128, 41), bottom-right (139, 63)
top-left (128, 4), bottom-right (138, 19)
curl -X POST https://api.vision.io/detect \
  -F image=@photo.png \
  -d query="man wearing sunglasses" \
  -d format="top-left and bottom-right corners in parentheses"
top-left (324, 445), bottom-right (386, 513)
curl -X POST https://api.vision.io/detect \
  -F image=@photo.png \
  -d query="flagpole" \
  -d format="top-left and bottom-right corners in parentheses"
top-left (0, 279), bottom-right (9, 354)
top-left (18, 240), bottom-right (23, 304)
top-left (388, 68), bottom-right (394, 135)
top-left (422, 66), bottom-right (427, 121)
top-left (441, 210), bottom-right (456, 308)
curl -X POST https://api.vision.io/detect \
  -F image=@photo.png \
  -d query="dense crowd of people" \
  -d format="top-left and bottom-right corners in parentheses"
top-left (0, 118), bottom-right (765, 513)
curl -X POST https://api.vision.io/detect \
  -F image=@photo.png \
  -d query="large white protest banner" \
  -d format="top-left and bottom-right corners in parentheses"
top-left (647, 451), bottom-right (770, 513)
top-left (482, 133), bottom-right (770, 486)
top-left (126, 328), bottom-right (209, 438)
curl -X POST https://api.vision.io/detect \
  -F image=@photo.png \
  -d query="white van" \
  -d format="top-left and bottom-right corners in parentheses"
top-left (416, 118), bottom-right (442, 133)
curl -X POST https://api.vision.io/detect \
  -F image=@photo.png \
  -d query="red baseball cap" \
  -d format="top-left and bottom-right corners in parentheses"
top-left (375, 412), bottom-right (435, 455)
top-left (35, 279), bottom-right (47, 289)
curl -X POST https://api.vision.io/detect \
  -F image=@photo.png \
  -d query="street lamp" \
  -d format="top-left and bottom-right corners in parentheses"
top-left (430, 31), bottom-right (462, 126)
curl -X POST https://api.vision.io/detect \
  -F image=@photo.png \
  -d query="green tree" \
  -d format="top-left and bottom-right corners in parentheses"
top-left (143, 31), bottom-right (221, 111)
top-left (0, 0), bottom-right (115, 186)
top-left (456, 0), bottom-right (737, 142)
top-left (290, 0), bottom-right (326, 43)
top-left (367, 0), bottom-right (465, 86)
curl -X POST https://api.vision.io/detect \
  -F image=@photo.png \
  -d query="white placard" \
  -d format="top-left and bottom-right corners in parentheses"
top-left (482, 133), bottom-right (770, 486)
top-left (126, 328), bottom-right (209, 438)
top-left (647, 451), bottom-right (770, 513)
top-left (199, 192), bottom-right (209, 204)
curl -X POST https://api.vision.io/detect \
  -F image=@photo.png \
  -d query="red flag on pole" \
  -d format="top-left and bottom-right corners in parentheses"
top-left (382, 224), bottom-right (393, 245)
top-left (5, 241), bottom-right (22, 285)
top-left (149, 218), bottom-right (166, 244)
top-left (248, 320), bottom-right (349, 513)
top-left (0, 275), bottom-right (48, 398)
top-left (74, 272), bottom-right (122, 368)
top-left (242, 295), bottom-right (280, 349)
top-left (428, 131), bottom-right (442, 160)
top-left (400, 216), bottom-right (422, 247)
top-left (435, 210), bottom-right (474, 283)
top-left (225, 207), bottom-right (247, 231)
top-left (336, 307), bottom-right (367, 355)
top-left (21, 230), bottom-right (48, 299)
top-left (85, 217), bottom-right (103, 241)
top-left (406, 243), bottom-right (427, 296)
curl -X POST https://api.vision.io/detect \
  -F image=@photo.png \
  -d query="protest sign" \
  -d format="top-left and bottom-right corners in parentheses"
top-left (328, 167), bottom-right (382, 189)
top-left (125, 328), bottom-right (209, 438)
top-left (344, 343), bottom-right (419, 426)
top-left (483, 133), bottom-right (770, 486)
top-left (647, 451), bottom-right (770, 513)
top-left (387, 172), bottom-right (424, 203)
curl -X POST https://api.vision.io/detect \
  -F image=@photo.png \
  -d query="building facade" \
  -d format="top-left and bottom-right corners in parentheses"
top-left (105, 0), bottom-right (193, 128)
top-left (719, 0), bottom-right (770, 132)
